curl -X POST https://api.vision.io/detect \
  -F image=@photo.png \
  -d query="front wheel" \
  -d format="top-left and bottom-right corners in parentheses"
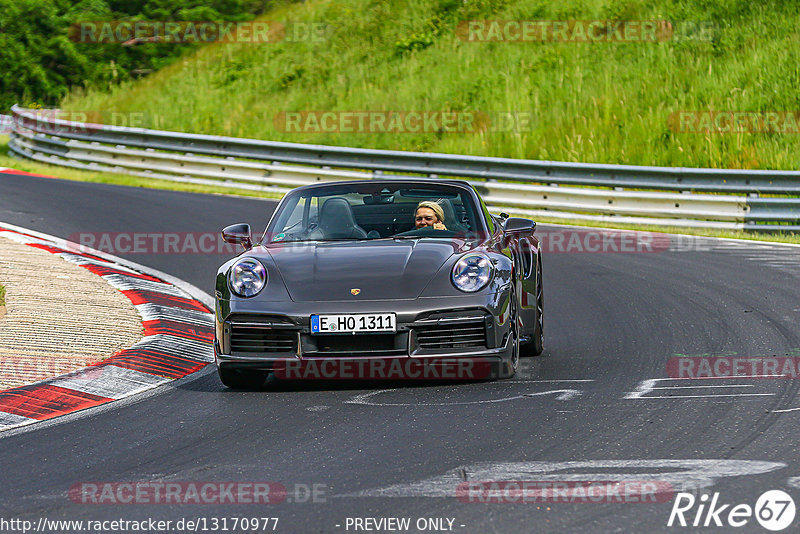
top-left (218, 367), bottom-right (266, 389)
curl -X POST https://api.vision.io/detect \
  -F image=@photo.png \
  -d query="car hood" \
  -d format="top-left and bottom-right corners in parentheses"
top-left (265, 239), bottom-right (467, 302)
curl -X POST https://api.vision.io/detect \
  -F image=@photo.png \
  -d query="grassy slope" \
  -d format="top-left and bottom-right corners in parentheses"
top-left (61, 0), bottom-right (800, 169)
top-left (0, 283), bottom-right (5, 307)
top-left (7, 0), bottom-right (799, 243)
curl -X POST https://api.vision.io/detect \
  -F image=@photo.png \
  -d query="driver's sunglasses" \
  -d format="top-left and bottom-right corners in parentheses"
top-left (415, 216), bottom-right (436, 221)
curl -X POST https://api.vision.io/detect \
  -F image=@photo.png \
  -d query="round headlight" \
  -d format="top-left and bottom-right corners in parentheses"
top-left (228, 258), bottom-right (267, 297)
top-left (452, 253), bottom-right (493, 293)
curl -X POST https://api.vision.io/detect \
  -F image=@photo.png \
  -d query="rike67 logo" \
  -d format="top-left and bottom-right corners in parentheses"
top-left (668, 490), bottom-right (796, 531)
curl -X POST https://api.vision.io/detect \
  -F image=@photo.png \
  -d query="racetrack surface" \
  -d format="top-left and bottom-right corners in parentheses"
top-left (1, 172), bottom-right (800, 533)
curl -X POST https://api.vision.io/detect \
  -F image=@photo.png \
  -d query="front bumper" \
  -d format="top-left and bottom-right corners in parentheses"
top-left (214, 295), bottom-right (514, 378)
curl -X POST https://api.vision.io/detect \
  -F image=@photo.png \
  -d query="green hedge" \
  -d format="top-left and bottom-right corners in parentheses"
top-left (0, 0), bottom-right (283, 111)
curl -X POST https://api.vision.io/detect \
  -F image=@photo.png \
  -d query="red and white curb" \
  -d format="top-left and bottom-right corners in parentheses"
top-left (0, 167), bottom-right (55, 178)
top-left (0, 222), bottom-right (214, 432)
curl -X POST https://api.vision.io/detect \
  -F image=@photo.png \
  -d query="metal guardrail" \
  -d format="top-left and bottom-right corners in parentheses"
top-left (0, 114), bottom-right (12, 134)
top-left (7, 106), bottom-right (800, 231)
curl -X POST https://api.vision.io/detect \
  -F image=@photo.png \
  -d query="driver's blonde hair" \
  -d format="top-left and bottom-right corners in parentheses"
top-left (416, 200), bottom-right (445, 223)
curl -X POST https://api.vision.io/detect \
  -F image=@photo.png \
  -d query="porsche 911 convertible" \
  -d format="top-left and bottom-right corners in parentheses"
top-left (214, 179), bottom-right (543, 388)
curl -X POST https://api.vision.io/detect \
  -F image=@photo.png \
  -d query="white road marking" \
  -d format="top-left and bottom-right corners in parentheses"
top-left (342, 459), bottom-right (787, 498)
top-left (0, 412), bottom-right (38, 431)
top-left (788, 477), bottom-right (800, 489)
top-left (103, 274), bottom-right (189, 297)
top-left (501, 379), bottom-right (595, 383)
top-left (0, 231), bottom-right (43, 245)
top-left (52, 365), bottom-right (170, 398)
top-left (524, 390), bottom-right (582, 401)
top-left (517, 379), bottom-right (594, 382)
top-left (641, 393), bottom-right (775, 399)
top-left (57, 253), bottom-right (140, 274)
top-left (130, 335), bottom-right (214, 362)
top-left (706, 241), bottom-right (800, 276)
top-left (773, 407), bottom-right (800, 413)
top-left (134, 303), bottom-right (213, 326)
top-left (625, 377), bottom-right (779, 399)
top-left (650, 384), bottom-right (755, 389)
top-left (625, 379), bottom-right (661, 399)
top-left (345, 388), bottom-right (581, 406)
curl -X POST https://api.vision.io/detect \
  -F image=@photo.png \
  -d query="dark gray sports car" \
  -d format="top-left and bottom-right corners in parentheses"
top-left (214, 179), bottom-right (543, 388)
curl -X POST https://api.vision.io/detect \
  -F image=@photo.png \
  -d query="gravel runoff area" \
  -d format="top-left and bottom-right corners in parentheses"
top-left (0, 233), bottom-right (143, 390)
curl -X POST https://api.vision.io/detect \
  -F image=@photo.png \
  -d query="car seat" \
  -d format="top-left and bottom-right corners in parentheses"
top-left (309, 198), bottom-right (369, 240)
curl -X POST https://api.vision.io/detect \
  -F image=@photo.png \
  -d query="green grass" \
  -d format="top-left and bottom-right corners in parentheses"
top-left (60, 0), bottom-right (800, 170)
top-left (33, 0), bottom-right (799, 241)
top-left (0, 284), bottom-right (5, 307)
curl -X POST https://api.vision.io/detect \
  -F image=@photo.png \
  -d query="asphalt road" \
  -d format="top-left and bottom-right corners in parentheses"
top-left (2, 172), bottom-right (800, 533)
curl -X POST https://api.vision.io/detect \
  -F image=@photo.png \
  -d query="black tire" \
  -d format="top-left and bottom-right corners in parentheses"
top-left (522, 256), bottom-right (544, 356)
top-left (499, 288), bottom-right (520, 379)
top-left (218, 367), bottom-right (265, 389)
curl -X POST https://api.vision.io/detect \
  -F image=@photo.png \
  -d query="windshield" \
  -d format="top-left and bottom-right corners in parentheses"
top-left (265, 183), bottom-right (483, 243)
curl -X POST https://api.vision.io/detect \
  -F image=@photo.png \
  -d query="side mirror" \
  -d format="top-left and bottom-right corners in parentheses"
top-left (222, 223), bottom-right (252, 250)
top-left (503, 217), bottom-right (536, 234)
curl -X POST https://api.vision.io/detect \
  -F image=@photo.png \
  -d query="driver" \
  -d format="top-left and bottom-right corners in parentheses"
top-left (414, 200), bottom-right (447, 230)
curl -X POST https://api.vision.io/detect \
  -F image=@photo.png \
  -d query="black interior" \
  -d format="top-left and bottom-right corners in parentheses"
top-left (350, 200), bottom-right (470, 238)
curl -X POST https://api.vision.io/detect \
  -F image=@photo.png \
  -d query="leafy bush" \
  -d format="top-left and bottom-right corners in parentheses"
top-left (0, 0), bottom-right (283, 111)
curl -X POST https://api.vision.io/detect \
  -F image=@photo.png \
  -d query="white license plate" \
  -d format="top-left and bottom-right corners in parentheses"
top-left (310, 313), bottom-right (396, 334)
